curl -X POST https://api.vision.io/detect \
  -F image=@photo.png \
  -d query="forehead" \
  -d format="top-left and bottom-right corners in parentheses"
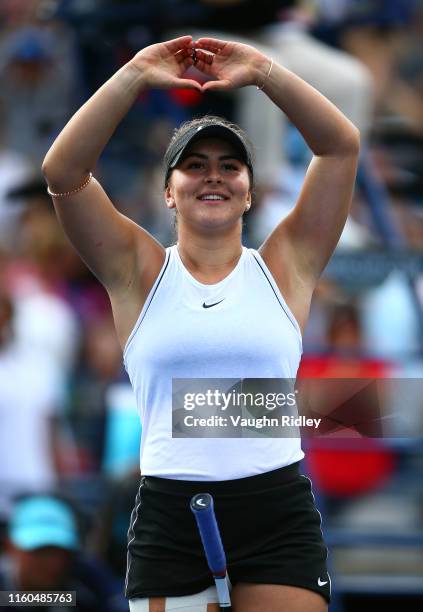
top-left (181, 137), bottom-right (243, 159)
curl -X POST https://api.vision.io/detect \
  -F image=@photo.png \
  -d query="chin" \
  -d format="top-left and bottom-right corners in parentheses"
top-left (201, 207), bottom-right (242, 223)
top-left (197, 215), bottom-right (240, 232)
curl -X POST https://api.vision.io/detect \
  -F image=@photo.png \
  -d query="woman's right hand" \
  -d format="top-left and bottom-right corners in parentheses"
top-left (130, 36), bottom-right (202, 91)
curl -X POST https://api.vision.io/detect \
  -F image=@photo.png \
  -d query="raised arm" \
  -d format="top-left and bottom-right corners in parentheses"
top-left (42, 36), bottom-right (201, 294)
top-left (194, 38), bottom-right (360, 330)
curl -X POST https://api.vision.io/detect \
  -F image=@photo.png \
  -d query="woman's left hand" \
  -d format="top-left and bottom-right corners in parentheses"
top-left (193, 37), bottom-right (271, 91)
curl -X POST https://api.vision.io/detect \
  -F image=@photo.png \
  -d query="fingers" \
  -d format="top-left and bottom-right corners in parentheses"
top-left (174, 47), bottom-right (194, 64)
top-left (180, 55), bottom-right (195, 72)
top-left (172, 78), bottom-right (203, 92)
top-left (191, 49), bottom-right (214, 74)
top-left (194, 49), bottom-right (213, 65)
top-left (201, 79), bottom-right (232, 92)
top-left (163, 35), bottom-right (194, 54)
top-left (195, 37), bottom-right (228, 54)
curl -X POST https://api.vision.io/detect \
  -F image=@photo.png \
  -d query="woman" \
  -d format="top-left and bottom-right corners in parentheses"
top-left (42, 36), bottom-right (359, 612)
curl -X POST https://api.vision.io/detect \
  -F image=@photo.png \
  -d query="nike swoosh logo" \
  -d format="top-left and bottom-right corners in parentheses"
top-left (202, 299), bottom-right (225, 309)
top-left (318, 578), bottom-right (328, 586)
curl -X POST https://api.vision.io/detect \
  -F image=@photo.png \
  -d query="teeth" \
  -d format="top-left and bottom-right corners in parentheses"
top-left (200, 195), bottom-right (225, 200)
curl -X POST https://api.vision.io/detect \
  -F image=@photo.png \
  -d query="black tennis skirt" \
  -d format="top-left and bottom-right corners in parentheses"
top-left (125, 462), bottom-right (331, 603)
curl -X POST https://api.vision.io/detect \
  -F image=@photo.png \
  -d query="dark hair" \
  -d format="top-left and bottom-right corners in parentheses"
top-left (163, 115), bottom-right (255, 190)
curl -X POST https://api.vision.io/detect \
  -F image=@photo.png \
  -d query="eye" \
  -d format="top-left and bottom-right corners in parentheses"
top-left (187, 161), bottom-right (205, 169)
top-left (222, 162), bottom-right (239, 171)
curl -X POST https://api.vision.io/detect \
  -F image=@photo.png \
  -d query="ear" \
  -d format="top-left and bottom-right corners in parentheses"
top-left (245, 192), bottom-right (252, 212)
top-left (165, 186), bottom-right (176, 210)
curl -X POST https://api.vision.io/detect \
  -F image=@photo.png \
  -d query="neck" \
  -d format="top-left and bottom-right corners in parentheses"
top-left (177, 225), bottom-right (243, 282)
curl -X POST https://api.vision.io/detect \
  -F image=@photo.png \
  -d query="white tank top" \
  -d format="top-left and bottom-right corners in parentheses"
top-left (123, 245), bottom-right (304, 480)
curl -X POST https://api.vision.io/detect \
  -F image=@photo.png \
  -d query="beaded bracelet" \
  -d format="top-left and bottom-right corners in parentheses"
top-left (47, 172), bottom-right (93, 198)
top-left (256, 58), bottom-right (274, 91)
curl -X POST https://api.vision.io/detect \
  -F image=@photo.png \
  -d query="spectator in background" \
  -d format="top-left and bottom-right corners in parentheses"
top-left (300, 296), bottom-right (393, 379)
top-left (0, 111), bottom-right (34, 253)
top-left (313, 0), bottom-right (422, 132)
top-left (3, 181), bottom-right (81, 374)
top-left (0, 495), bottom-right (128, 611)
top-left (70, 315), bottom-right (139, 475)
top-left (361, 270), bottom-right (422, 359)
top-left (68, 315), bottom-right (140, 576)
top-left (0, 0), bottom-right (44, 28)
top-left (0, 283), bottom-right (73, 520)
top-left (0, 19), bottom-right (79, 164)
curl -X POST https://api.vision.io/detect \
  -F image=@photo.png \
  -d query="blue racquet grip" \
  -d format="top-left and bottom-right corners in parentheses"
top-left (190, 493), bottom-right (227, 577)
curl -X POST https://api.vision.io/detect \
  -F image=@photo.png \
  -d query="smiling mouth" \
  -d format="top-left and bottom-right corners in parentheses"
top-left (197, 194), bottom-right (228, 202)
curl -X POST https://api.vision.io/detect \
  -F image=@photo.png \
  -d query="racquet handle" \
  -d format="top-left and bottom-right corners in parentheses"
top-left (190, 493), bottom-right (227, 576)
top-left (191, 493), bottom-right (232, 609)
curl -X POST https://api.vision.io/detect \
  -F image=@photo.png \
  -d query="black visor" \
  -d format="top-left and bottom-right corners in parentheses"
top-left (164, 123), bottom-right (254, 185)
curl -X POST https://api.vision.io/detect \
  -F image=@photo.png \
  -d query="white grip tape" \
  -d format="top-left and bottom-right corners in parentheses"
top-left (214, 574), bottom-right (232, 607)
top-left (129, 585), bottom-right (220, 611)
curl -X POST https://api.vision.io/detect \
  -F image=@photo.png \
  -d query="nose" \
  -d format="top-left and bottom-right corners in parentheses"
top-left (205, 172), bottom-right (222, 184)
top-left (204, 162), bottom-right (223, 183)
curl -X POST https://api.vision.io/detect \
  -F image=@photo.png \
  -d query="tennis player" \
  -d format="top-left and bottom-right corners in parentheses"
top-left (42, 36), bottom-right (359, 612)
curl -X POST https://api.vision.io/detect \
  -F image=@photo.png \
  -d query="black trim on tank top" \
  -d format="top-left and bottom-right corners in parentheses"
top-left (125, 251), bottom-right (171, 354)
top-left (140, 252), bottom-right (171, 324)
top-left (251, 252), bottom-right (298, 334)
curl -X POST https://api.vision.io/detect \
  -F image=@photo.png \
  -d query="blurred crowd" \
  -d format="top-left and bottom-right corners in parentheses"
top-left (0, 1), bottom-right (422, 610)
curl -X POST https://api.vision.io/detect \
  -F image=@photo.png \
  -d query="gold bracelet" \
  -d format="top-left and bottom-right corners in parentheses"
top-left (256, 57), bottom-right (274, 91)
top-left (47, 172), bottom-right (93, 198)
